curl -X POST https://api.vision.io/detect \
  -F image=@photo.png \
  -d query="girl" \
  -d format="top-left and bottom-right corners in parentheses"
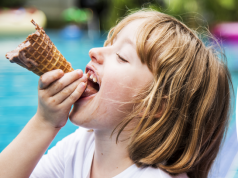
top-left (0, 9), bottom-right (232, 178)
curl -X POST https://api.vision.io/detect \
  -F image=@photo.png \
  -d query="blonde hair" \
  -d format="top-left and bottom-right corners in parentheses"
top-left (105, 9), bottom-right (233, 178)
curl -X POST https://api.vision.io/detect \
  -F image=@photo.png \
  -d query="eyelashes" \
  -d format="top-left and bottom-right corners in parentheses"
top-left (116, 52), bottom-right (128, 63)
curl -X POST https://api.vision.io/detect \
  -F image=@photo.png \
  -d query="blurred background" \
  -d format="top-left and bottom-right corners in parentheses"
top-left (0, 0), bottom-right (238, 178)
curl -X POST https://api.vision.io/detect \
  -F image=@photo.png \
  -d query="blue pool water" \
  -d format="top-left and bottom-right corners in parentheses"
top-left (0, 31), bottom-right (238, 177)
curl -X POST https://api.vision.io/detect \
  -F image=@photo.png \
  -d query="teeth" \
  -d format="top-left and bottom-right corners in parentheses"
top-left (87, 72), bottom-right (98, 83)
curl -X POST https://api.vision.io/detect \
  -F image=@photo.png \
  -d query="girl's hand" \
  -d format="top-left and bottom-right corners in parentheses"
top-left (36, 69), bottom-right (87, 128)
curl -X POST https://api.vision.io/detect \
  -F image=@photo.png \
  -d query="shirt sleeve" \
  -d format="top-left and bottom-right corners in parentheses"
top-left (30, 128), bottom-right (81, 178)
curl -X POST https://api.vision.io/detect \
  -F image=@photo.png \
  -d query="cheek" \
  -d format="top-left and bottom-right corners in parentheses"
top-left (102, 73), bottom-right (136, 103)
top-left (98, 71), bottom-right (143, 119)
top-left (69, 68), bottom-right (150, 129)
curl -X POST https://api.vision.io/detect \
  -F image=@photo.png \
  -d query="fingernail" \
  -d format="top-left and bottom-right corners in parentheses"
top-left (80, 82), bottom-right (86, 88)
top-left (58, 69), bottom-right (64, 74)
top-left (81, 75), bottom-right (87, 82)
top-left (76, 69), bottom-right (83, 76)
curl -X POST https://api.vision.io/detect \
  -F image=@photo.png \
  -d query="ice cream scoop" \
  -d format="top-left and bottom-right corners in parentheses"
top-left (6, 20), bottom-right (73, 75)
top-left (5, 20), bottom-right (97, 97)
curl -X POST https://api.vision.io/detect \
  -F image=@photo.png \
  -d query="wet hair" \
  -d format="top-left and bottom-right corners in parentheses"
top-left (104, 9), bottom-right (233, 178)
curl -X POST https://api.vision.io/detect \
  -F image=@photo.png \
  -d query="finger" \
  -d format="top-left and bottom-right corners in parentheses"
top-left (39, 69), bottom-right (64, 90)
top-left (62, 81), bottom-right (87, 106)
top-left (48, 69), bottom-right (83, 96)
top-left (53, 75), bottom-right (87, 104)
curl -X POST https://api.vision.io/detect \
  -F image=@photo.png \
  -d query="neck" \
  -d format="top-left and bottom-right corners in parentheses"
top-left (90, 129), bottom-right (134, 178)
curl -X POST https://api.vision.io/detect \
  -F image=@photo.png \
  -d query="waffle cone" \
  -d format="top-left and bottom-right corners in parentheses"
top-left (6, 20), bottom-right (74, 76)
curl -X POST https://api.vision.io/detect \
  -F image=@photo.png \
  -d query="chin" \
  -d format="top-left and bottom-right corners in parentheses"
top-left (68, 109), bottom-right (79, 126)
top-left (69, 106), bottom-right (95, 128)
top-left (69, 107), bottom-right (85, 126)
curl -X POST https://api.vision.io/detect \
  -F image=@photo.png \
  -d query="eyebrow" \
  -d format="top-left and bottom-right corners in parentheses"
top-left (115, 33), bottom-right (135, 47)
top-left (123, 37), bottom-right (135, 47)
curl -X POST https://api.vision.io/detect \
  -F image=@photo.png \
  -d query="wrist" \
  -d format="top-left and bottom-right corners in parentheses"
top-left (32, 113), bottom-right (62, 132)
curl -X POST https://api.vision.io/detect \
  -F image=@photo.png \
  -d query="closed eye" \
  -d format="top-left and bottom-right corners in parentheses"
top-left (116, 53), bottom-right (128, 63)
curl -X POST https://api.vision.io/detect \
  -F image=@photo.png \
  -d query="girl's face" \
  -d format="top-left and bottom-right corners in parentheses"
top-left (69, 20), bottom-right (153, 130)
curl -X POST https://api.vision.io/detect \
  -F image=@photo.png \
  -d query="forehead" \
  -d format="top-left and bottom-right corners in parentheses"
top-left (116, 19), bottom-right (145, 44)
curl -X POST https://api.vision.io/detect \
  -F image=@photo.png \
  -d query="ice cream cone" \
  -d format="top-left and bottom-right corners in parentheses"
top-left (6, 19), bottom-right (74, 76)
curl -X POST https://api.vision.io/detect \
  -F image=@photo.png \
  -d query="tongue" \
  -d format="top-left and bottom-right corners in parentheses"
top-left (81, 84), bottom-right (98, 98)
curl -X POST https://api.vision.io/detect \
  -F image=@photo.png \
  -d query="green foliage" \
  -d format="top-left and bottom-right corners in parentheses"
top-left (101, 0), bottom-right (143, 30)
top-left (218, 0), bottom-right (235, 10)
top-left (203, 0), bottom-right (238, 24)
top-left (102, 0), bottom-right (238, 30)
top-left (62, 7), bottom-right (92, 23)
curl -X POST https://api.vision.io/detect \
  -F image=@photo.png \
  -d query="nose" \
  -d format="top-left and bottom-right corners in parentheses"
top-left (89, 48), bottom-right (104, 65)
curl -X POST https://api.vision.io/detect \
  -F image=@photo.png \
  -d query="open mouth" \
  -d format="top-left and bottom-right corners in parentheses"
top-left (80, 69), bottom-right (100, 98)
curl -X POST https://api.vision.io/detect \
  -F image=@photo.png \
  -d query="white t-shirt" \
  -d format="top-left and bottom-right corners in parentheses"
top-left (30, 127), bottom-right (188, 178)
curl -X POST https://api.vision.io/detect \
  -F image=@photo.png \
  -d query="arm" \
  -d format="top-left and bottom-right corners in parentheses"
top-left (0, 69), bottom-right (87, 178)
top-left (0, 115), bottom-right (60, 177)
